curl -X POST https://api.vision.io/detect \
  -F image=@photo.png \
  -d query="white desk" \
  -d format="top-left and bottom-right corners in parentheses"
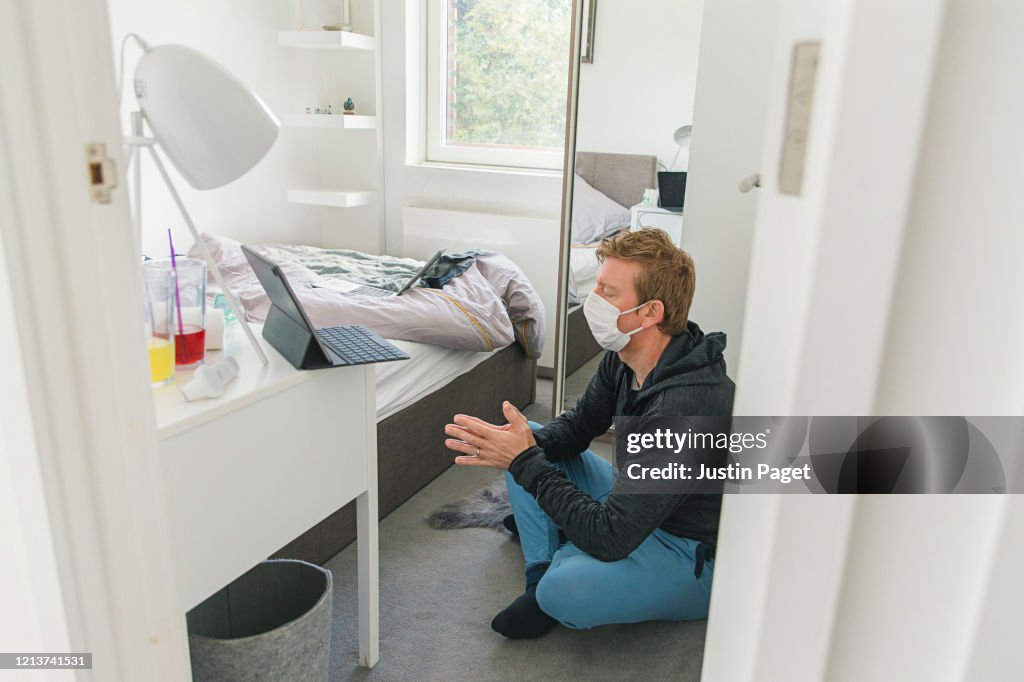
top-left (153, 326), bottom-right (379, 667)
top-left (630, 203), bottom-right (684, 246)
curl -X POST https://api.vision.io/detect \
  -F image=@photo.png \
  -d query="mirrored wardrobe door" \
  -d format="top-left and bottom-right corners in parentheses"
top-left (551, 0), bottom-right (585, 419)
top-left (554, 0), bottom-right (705, 414)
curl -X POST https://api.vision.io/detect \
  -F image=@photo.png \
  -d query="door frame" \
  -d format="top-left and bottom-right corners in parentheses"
top-left (551, 0), bottom-right (586, 416)
top-left (0, 0), bottom-right (190, 678)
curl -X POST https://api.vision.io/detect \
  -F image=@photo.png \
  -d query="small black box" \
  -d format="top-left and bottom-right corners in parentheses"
top-left (658, 172), bottom-right (687, 212)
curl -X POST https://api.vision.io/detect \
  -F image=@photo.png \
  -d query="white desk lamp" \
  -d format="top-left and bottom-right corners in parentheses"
top-left (669, 125), bottom-right (693, 171)
top-left (123, 38), bottom-right (278, 365)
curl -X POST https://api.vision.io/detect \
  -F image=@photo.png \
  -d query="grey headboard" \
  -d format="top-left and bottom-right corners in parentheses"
top-left (575, 152), bottom-right (658, 209)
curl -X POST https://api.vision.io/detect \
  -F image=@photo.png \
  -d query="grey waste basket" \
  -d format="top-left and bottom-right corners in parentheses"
top-left (186, 559), bottom-right (333, 682)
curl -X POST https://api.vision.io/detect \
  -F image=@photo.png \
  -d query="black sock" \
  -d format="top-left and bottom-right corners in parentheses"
top-left (502, 513), bottom-right (519, 537)
top-left (502, 514), bottom-right (565, 545)
top-left (491, 563), bottom-right (557, 639)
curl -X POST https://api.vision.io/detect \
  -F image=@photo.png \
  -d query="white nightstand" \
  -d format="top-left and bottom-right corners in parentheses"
top-left (630, 203), bottom-right (684, 246)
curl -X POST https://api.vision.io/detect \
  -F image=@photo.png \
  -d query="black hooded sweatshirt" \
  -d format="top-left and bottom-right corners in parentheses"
top-left (508, 321), bottom-right (735, 562)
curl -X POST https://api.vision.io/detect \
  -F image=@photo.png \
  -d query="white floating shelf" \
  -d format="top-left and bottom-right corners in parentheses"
top-left (282, 114), bottom-right (377, 130)
top-left (278, 30), bottom-right (375, 51)
top-left (287, 188), bottom-right (376, 208)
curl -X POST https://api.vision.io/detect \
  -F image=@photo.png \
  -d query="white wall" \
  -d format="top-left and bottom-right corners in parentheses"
top-left (575, 0), bottom-right (704, 170)
top-left (959, 494), bottom-right (1024, 681)
top-left (827, 6), bottom-right (1024, 669)
top-left (875, 0), bottom-right (1024, 414)
top-left (380, 1), bottom-right (565, 255)
top-left (381, 0), bottom-right (566, 369)
top-left (678, 0), bottom-right (781, 373)
top-left (823, 496), bottom-right (1013, 681)
top-left (107, 0), bottom-right (383, 256)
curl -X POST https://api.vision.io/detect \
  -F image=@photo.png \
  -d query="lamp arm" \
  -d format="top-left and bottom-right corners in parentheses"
top-left (669, 147), bottom-right (682, 173)
top-left (145, 146), bottom-right (270, 366)
top-left (128, 112), bottom-right (144, 253)
top-left (122, 144), bottom-right (139, 252)
top-left (123, 128), bottom-right (157, 255)
top-left (116, 33), bottom-right (151, 102)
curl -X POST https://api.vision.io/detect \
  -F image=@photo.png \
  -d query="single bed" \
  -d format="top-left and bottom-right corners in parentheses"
top-left (563, 152), bottom-right (657, 377)
top-left (374, 339), bottom-right (497, 421)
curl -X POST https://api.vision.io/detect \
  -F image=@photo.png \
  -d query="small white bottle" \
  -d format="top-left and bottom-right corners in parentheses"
top-left (181, 356), bottom-right (240, 402)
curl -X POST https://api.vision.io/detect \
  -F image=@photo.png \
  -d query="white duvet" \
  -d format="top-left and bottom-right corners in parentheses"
top-left (192, 233), bottom-right (545, 357)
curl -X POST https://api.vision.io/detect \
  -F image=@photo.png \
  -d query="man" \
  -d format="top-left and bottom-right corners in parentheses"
top-left (444, 228), bottom-right (734, 639)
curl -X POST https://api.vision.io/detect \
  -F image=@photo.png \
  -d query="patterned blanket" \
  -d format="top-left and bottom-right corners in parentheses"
top-left (193, 233), bottom-right (545, 357)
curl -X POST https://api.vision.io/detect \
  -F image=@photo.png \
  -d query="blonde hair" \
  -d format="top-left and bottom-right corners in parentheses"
top-left (595, 229), bottom-right (695, 335)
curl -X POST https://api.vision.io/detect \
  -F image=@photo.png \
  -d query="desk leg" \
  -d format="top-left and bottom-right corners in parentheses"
top-left (357, 366), bottom-right (379, 667)
top-left (357, 490), bottom-right (379, 667)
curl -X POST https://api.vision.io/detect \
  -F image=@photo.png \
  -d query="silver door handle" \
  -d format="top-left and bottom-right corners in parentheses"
top-left (739, 174), bottom-right (762, 193)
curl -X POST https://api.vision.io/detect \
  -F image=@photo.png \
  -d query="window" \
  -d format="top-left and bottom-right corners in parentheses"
top-left (426, 0), bottom-right (572, 170)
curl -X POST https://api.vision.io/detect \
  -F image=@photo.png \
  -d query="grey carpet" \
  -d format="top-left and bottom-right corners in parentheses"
top-left (562, 353), bottom-right (604, 412)
top-left (524, 376), bottom-right (553, 423)
top-left (323, 456), bottom-right (706, 681)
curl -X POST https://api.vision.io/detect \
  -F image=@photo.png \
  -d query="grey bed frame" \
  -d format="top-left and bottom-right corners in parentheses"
top-left (272, 343), bottom-right (536, 565)
top-left (564, 152), bottom-right (658, 377)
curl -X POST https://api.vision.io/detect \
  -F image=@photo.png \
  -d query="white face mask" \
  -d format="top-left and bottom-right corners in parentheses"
top-left (583, 293), bottom-right (651, 352)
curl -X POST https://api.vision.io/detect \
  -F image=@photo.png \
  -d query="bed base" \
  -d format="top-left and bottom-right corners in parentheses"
top-left (563, 304), bottom-right (604, 377)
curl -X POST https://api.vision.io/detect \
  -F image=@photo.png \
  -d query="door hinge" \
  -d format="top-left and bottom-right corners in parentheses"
top-left (86, 143), bottom-right (117, 204)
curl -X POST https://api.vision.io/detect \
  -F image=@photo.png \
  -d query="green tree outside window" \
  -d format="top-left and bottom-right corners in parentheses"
top-left (447, 0), bottom-right (572, 150)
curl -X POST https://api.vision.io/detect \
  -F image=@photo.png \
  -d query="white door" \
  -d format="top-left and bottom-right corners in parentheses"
top-left (0, 0), bottom-right (190, 678)
top-left (681, 0), bottom-right (785, 372)
top-left (702, 0), bottom-right (949, 680)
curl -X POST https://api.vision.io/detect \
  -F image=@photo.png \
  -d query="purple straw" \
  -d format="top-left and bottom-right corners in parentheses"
top-left (168, 229), bottom-right (185, 336)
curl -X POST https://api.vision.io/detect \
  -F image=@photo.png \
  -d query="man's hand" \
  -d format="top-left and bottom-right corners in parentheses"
top-left (444, 401), bottom-right (537, 470)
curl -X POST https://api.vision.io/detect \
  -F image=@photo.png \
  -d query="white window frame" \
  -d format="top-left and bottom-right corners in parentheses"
top-left (425, 0), bottom-right (566, 171)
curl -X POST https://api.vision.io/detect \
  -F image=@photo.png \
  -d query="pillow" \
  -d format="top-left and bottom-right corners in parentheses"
top-left (571, 175), bottom-right (631, 244)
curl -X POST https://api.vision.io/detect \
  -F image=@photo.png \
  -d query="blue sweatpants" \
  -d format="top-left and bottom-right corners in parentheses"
top-left (503, 425), bottom-right (714, 629)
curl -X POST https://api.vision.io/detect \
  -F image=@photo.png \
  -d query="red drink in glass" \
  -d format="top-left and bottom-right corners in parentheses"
top-left (175, 324), bottom-right (206, 368)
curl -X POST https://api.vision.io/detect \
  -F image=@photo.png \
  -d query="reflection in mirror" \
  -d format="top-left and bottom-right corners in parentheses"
top-left (558, 0), bottom-right (704, 412)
